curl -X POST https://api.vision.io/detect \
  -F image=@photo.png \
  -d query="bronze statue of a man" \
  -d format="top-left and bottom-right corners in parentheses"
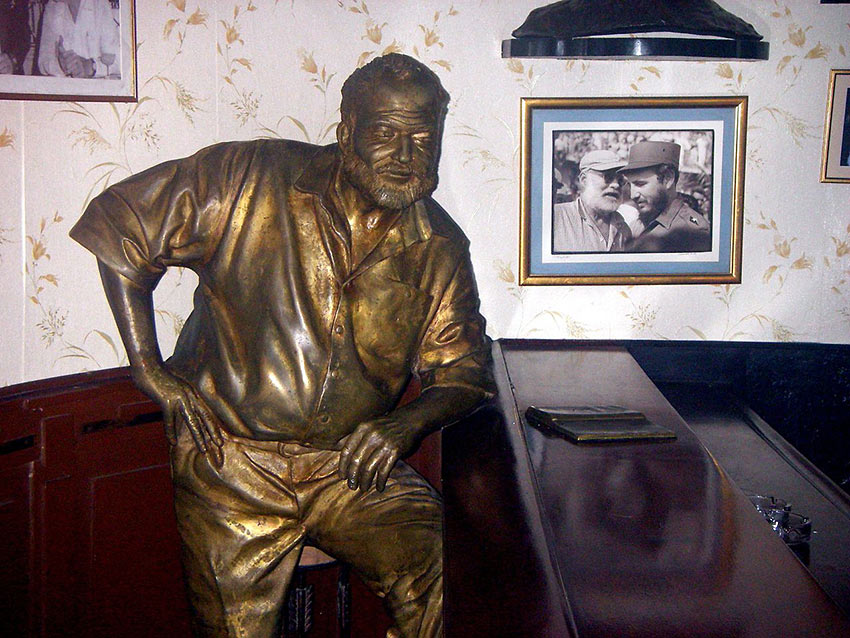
top-left (70, 53), bottom-right (493, 637)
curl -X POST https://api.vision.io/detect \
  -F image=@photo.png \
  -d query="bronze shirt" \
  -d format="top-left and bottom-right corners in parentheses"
top-left (70, 140), bottom-right (493, 447)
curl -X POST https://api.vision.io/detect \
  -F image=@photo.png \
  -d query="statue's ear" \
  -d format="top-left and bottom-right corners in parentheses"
top-left (337, 120), bottom-right (351, 147)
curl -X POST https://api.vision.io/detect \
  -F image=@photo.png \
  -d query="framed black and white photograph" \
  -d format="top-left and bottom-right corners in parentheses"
top-left (821, 70), bottom-right (850, 183)
top-left (0, 0), bottom-right (136, 102)
top-left (519, 96), bottom-right (747, 285)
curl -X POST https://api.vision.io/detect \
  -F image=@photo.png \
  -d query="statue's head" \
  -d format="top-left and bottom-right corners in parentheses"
top-left (338, 54), bottom-right (450, 210)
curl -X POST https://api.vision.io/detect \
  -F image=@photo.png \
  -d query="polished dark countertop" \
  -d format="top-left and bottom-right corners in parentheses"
top-left (659, 382), bottom-right (850, 618)
top-left (443, 340), bottom-right (850, 637)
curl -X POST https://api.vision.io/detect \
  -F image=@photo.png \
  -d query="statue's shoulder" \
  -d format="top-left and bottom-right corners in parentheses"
top-left (193, 138), bottom-right (324, 167)
top-left (420, 198), bottom-right (470, 248)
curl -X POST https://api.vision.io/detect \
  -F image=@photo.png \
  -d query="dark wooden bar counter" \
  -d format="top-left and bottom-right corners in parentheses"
top-left (442, 340), bottom-right (850, 637)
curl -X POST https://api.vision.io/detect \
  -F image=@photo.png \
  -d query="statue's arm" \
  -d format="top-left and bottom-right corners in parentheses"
top-left (98, 260), bottom-right (223, 465)
top-left (339, 245), bottom-right (494, 492)
top-left (70, 143), bottom-right (254, 463)
top-left (339, 385), bottom-right (484, 492)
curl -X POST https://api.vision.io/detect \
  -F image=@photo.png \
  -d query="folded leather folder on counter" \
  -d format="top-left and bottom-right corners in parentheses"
top-left (525, 405), bottom-right (677, 443)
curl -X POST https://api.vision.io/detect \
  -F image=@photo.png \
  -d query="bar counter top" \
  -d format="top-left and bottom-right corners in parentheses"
top-left (442, 340), bottom-right (850, 637)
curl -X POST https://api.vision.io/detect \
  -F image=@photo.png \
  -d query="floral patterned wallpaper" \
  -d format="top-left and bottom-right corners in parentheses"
top-left (1, 0), bottom-right (849, 387)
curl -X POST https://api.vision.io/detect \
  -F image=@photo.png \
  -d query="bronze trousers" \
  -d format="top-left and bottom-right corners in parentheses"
top-left (170, 430), bottom-right (443, 638)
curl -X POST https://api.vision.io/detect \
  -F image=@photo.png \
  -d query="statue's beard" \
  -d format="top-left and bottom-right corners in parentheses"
top-left (340, 143), bottom-right (438, 210)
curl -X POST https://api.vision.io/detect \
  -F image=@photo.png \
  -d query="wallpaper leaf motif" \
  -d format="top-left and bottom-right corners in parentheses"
top-left (628, 65), bottom-right (666, 94)
top-left (505, 59), bottom-right (540, 94)
top-left (736, 1), bottom-right (826, 150)
top-left (527, 309), bottom-right (591, 338)
top-left (827, 225), bottom-right (850, 325)
top-left (621, 289), bottom-right (661, 337)
top-left (27, 212), bottom-right (128, 368)
top-left (338, 0), bottom-right (369, 15)
top-left (293, 48), bottom-right (339, 143)
top-left (62, 100), bottom-right (159, 208)
top-left (61, 1), bottom-right (209, 203)
top-left (155, 2), bottom-right (209, 122)
top-left (220, 1), bottom-right (463, 141)
top-left (684, 213), bottom-right (811, 341)
top-left (350, 3), bottom-right (459, 72)
top-left (217, 1), bottom-right (314, 140)
top-left (454, 113), bottom-right (518, 226)
top-left (0, 127), bottom-right (14, 148)
top-left (491, 259), bottom-right (591, 338)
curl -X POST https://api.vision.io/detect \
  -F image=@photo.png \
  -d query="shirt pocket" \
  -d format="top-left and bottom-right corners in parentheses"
top-left (350, 273), bottom-right (432, 369)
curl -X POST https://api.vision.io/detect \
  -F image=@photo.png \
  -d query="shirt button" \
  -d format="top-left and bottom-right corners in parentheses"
top-left (334, 325), bottom-right (344, 335)
top-left (317, 414), bottom-right (330, 424)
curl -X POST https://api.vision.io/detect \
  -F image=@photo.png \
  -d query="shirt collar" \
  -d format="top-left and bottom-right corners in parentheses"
top-left (576, 197), bottom-right (625, 238)
top-left (653, 197), bottom-right (685, 229)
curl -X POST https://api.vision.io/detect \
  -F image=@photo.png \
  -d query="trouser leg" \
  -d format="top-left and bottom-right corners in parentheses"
top-left (171, 433), bottom-right (305, 638)
top-left (293, 452), bottom-right (443, 638)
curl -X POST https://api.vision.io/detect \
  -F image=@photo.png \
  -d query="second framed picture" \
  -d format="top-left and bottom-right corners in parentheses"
top-left (0, 0), bottom-right (137, 102)
top-left (821, 70), bottom-right (850, 183)
top-left (519, 96), bottom-right (747, 285)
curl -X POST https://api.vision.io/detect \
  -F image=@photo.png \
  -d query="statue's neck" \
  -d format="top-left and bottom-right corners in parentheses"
top-left (331, 168), bottom-right (399, 270)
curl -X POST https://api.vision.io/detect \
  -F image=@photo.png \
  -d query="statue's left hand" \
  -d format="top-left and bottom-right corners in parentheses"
top-left (338, 418), bottom-right (418, 492)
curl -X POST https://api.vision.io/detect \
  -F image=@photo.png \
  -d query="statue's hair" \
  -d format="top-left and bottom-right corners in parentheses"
top-left (340, 53), bottom-right (449, 122)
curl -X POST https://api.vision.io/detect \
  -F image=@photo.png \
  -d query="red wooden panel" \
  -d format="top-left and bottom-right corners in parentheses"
top-left (0, 463), bottom-right (34, 637)
top-left (85, 465), bottom-right (190, 638)
top-left (38, 413), bottom-right (83, 637)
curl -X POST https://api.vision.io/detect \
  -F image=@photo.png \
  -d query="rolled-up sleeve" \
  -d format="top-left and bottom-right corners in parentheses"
top-left (70, 142), bottom-right (252, 288)
top-left (417, 248), bottom-right (495, 399)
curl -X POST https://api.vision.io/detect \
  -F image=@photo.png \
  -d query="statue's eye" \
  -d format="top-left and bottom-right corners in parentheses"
top-left (372, 126), bottom-right (395, 140)
top-left (413, 131), bottom-right (433, 144)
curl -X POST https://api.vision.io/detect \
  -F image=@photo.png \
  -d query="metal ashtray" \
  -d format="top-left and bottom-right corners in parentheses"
top-left (774, 512), bottom-right (812, 546)
top-left (748, 494), bottom-right (791, 526)
top-left (748, 494), bottom-right (811, 546)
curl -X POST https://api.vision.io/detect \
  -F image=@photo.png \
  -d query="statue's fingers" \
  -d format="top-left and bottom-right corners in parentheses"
top-left (348, 431), bottom-right (383, 489)
top-left (339, 426), bottom-right (367, 480)
top-left (180, 402), bottom-right (208, 453)
top-left (375, 449), bottom-right (398, 492)
top-left (163, 404), bottom-right (178, 446)
top-left (207, 439), bottom-right (224, 468)
top-left (191, 390), bottom-right (224, 447)
top-left (358, 446), bottom-right (387, 492)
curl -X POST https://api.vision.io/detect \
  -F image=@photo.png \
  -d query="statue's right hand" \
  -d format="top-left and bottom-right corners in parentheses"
top-left (132, 365), bottom-right (224, 466)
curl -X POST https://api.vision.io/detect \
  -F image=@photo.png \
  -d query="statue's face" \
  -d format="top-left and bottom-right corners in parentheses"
top-left (340, 81), bottom-right (442, 210)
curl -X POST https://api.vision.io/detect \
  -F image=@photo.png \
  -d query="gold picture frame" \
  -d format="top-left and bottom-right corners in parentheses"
top-left (820, 70), bottom-right (850, 183)
top-left (519, 96), bottom-right (747, 285)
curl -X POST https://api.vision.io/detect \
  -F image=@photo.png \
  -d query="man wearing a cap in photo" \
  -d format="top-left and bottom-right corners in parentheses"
top-left (552, 149), bottom-right (633, 253)
top-left (619, 140), bottom-right (711, 253)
